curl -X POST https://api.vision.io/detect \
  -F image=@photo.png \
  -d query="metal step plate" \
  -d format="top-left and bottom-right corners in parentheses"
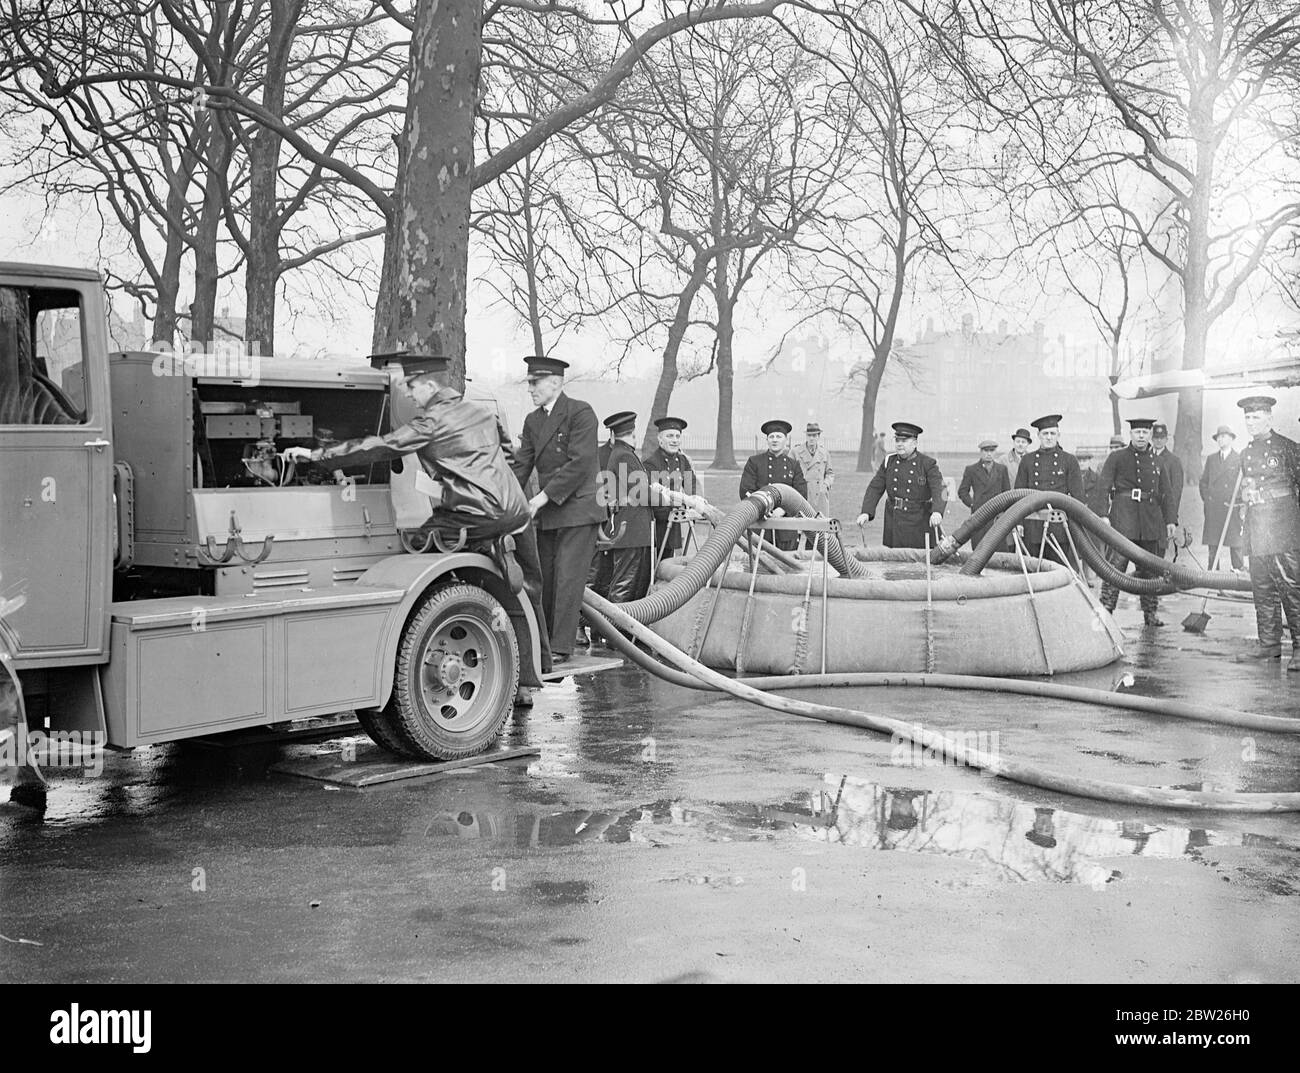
top-left (540, 653), bottom-right (624, 682)
top-left (270, 743), bottom-right (540, 788)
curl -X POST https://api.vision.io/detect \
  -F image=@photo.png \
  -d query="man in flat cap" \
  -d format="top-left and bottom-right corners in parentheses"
top-left (1108, 434), bottom-right (1126, 452)
top-left (1234, 397), bottom-right (1300, 668)
top-left (511, 355), bottom-right (606, 664)
top-left (1150, 423), bottom-right (1184, 558)
top-left (998, 428), bottom-right (1033, 485)
top-left (957, 439), bottom-right (1011, 551)
top-left (793, 422), bottom-right (835, 517)
top-left (1090, 418), bottom-right (1177, 626)
top-left (588, 411), bottom-right (652, 606)
top-left (1014, 414), bottom-right (1085, 568)
top-left (1199, 424), bottom-right (1244, 571)
top-left (740, 419), bottom-right (807, 551)
top-left (857, 421), bottom-right (946, 549)
top-left (287, 353), bottom-right (552, 674)
top-left (643, 416), bottom-right (710, 566)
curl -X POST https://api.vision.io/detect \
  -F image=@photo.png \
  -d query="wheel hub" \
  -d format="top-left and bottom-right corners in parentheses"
top-left (433, 651), bottom-right (464, 690)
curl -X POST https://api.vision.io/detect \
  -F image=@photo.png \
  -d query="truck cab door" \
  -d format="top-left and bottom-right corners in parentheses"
top-left (0, 274), bottom-right (113, 667)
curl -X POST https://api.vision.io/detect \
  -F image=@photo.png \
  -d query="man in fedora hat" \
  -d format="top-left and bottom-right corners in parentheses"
top-left (288, 352), bottom-right (552, 676)
top-left (643, 416), bottom-right (709, 566)
top-left (511, 355), bottom-right (606, 664)
top-left (1199, 424), bottom-right (1244, 571)
top-left (857, 421), bottom-right (946, 549)
top-left (1090, 418), bottom-right (1177, 626)
top-left (957, 438), bottom-right (1010, 551)
top-left (1234, 396), bottom-right (1300, 668)
top-left (588, 411), bottom-right (652, 606)
top-left (1014, 414), bottom-right (1085, 568)
top-left (740, 419), bottom-right (807, 550)
top-left (793, 421), bottom-right (835, 516)
top-left (999, 427), bottom-right (1033, 485)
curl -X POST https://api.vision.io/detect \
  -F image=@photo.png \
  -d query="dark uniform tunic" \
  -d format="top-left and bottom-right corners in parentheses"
top-left (512, 392), bottom-right (606, 658)
top-left (1239, 430), bottom-right (1300, 651)
top-left (1155, 448), bottom-right (1184, 524)
top-left (1014, 445), bottom-right (1084, 566)
top-left (861, 451), bottom-right (947, 549)
top-left (588, 439), bottom-right (652, 603)
top-left (957, 458), bottom-right (1011, 551)
top-left (318, 386), bottom-right (551, 669)
top-left (739, 449), bottom-right (807, 551)
top-left (1090, 444), bottom-right (1174, 614)
top-left (643, 446), bottom-right (698, 561)
top-left (1199, 448), bottom-right (1244, 568)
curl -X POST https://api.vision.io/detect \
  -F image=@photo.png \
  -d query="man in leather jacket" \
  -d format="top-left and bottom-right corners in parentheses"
top-left (287, 353), bottom-right (552, 675)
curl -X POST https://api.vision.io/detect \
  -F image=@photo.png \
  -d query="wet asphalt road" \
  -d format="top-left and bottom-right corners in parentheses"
top-left (2, 589), bottom-right (1298, 983)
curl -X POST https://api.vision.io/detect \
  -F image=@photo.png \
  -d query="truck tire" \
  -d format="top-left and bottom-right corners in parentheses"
top-left (356, 706), bottom-right (421, 759)
top-left (366, 583), bottom-right (520, 761)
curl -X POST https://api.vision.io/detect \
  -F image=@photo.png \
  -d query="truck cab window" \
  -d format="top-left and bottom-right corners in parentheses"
top-left (0, 285), bottom-right (87, 425)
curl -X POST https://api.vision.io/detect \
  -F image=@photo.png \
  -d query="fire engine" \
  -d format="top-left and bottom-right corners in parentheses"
top-left (0, 262), bottom-right (546, 786)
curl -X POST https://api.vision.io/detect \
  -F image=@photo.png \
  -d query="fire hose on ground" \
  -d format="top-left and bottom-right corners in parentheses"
top-left (577, 484), bottom-right (1299, 813)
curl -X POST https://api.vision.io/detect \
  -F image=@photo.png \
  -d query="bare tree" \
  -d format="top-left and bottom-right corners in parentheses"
top-left (580, 14), bottom-right (850, 465)
top-left (780, 2), bottom-right (977, 470)
top-left (911, 0), bottom-right (1300, 480)
top-left (3, 0), bottom-right (407, 349)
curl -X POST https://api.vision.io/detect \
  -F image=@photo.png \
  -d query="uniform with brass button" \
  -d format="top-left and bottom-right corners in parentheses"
top-left (1234, 396), bottom-right (1300, 668)
top-left (643, 416), bottom-right (702, 564)
top-left (739, 419), bottom-right (807, 551)
top-left (857, 421), bottom-right (946, 549)
top-left (587, 410), bottom-right (652, 605)
top-left (1014, 414), bottom-right (1085, 568)
top-left (1090, 418), bottom-right (1176, 626)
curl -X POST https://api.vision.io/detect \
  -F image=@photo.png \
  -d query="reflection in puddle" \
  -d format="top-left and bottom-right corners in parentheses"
top-left (428, 774), bottom-right (1297, 891)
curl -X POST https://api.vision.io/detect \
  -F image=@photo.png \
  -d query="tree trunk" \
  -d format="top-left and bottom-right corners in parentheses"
top-left (388, 0), bottom-right (482, 390)
top-left (243, 0), bottom-right (298, 357)
top-left (856, 206), bottom-right (908, 470)
top-left (189, 115), bottom-right (231, 347)
top-left (371, 136), bottom-right (406, 355)
top-left (855, 354), bottom-right (888, 471)
top-left (521, 157), bottom-right (546, 355)
top-left (1174, 126), bottom-right (1216, 485)
top-left (641, 256), bottom-right (709, 455)
top-left (710, 250), bottom-right (736, 469)
top-left (1108, 337), bottom-right (1123, 435)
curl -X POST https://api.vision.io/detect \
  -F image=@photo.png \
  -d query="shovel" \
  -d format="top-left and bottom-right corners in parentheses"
top-left (1182, 469), bottom-right (1242, 634)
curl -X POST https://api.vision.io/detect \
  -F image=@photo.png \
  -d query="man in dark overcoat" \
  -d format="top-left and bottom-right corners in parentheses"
top-left (1199, 424), bottom-right (1244, 570)
top-left (957, 438), bottom-right (1011, 551)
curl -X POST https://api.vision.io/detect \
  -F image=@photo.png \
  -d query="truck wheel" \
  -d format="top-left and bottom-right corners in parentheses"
top-left (376, 583), bottom-right (520, 760)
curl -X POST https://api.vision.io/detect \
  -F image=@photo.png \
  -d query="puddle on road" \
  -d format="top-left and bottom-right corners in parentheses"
top-left (427, 774), bottom-right (1300, 892)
